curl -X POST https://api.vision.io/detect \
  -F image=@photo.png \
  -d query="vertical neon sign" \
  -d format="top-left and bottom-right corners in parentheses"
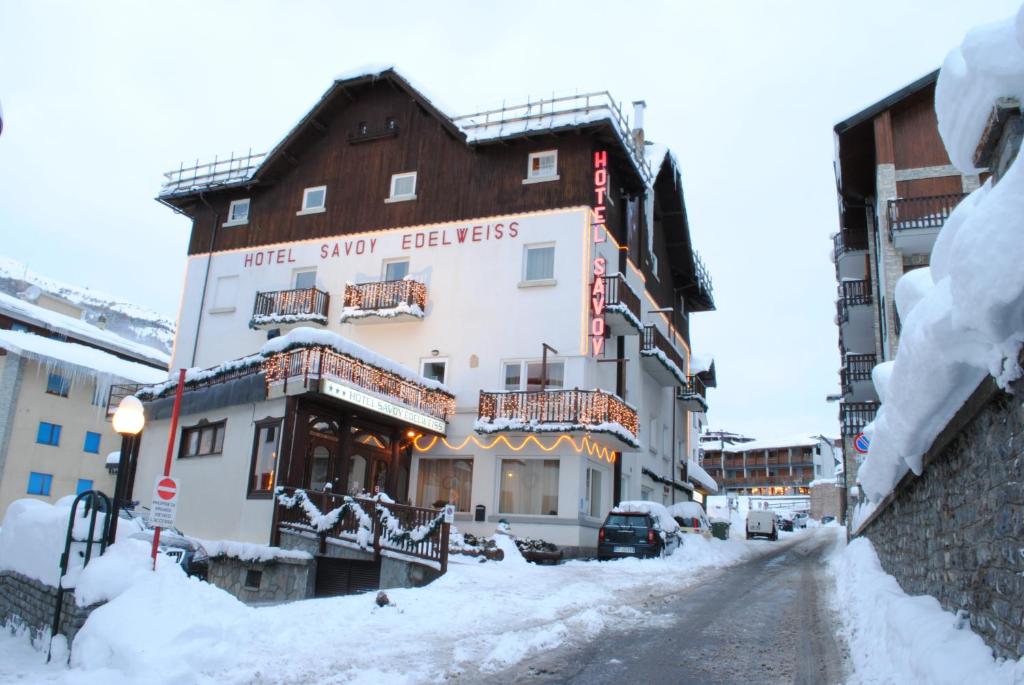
top-left (590, 150), bottom-right (608, 356)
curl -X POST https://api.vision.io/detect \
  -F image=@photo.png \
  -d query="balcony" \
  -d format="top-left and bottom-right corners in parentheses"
top-left (684, 251), bottom-right (715, 313)
top-left (641, 325), bottom-right (687, 387)
top-left (840, 401), bottom-right (879, 437)
top-left (677, 374), bottom-right (709, 412)
top-left (832, 229), bottom-right (868, 279)
top-left (888, 193), bottom-right (967, 254)
top-left (250, 288), bottom-right (330, 330)
top-left (476, 388), bottom-right (639, 451)
top-left (837, 280), bottom-right (874, 353)
top-left (602, 274), bottom-right (642, 336)
top-left (341, 279), bottom-right (427, 324)
top-left (841, 353), bottom-right (877, 400)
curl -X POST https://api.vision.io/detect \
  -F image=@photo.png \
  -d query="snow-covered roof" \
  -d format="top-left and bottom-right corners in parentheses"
top-left (716, 435), bottom-right (825, 454)
top-left (686, 460), bottom-right (719, 493)
top-left (667, 501), bottom-right (708, 519)
top-left (0, 290), bottom-right (169, 368)
top-left (0, 329), bottom-right (169, 385)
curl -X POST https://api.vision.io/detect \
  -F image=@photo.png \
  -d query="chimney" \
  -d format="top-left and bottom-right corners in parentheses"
top-left (632, 100), bottom-right (646, 150)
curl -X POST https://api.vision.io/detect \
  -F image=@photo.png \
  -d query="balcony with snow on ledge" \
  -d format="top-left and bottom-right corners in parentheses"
top-left (341, 279), bottom-right (427, 324)
top-left (475, 388), bottom-right (639, 452)
top-left (887, 193), bottom-right (967, 255)
top-left (640, 324), bottom-right (688, 387)
top-left (250, 288), bottom-right (330, 330)
top-left (602, 274), bottom-right (642, 336)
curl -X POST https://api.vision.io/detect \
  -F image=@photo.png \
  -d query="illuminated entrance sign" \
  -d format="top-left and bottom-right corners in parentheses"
top-left (321, 379), bottom-right (446, 434)
top-left (591, 150), bottom-right (608, 357)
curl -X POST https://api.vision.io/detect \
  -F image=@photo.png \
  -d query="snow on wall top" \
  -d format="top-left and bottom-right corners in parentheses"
top-left (0, 289), bottom-right (170, 368)
top-left (936, 6), bottom-right (1024, 172)
top-left (0, 256), bottom-right (175, 355)
top-left (0, 329), bottom-right (169, 384)
top-left (858, 3), bottom-right (1024, 503)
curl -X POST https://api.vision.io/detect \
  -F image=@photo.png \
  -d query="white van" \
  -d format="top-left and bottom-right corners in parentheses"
top-left (746, 510), bottom-right (778, 541)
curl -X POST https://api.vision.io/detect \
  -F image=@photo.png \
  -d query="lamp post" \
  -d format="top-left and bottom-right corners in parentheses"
top-left (107, 395), bottom-right (145, 545)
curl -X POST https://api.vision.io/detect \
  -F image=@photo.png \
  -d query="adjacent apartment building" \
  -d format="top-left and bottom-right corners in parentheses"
top-left (831, 71), bottom-right (982, 504)
top-left (124, 68), bottom-right (718, 555)
top-left (0, 291), bottom-right (168, 517)
top-left (699, 433), bottom-right (836, 497)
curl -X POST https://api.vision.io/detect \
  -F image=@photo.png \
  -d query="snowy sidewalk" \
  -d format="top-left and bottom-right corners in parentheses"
top-left (0, 531), bottom-right (781, 685)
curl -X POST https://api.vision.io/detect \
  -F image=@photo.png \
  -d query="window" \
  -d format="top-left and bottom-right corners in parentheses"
top-left (179, 420), bottom-right (226, 458)
top-left (525, 150), bottom-right (558, 182)
top-left (248, 419), bottom-right (282, 497)
top-left (522, 244), bottom-right (555, 283)
top-left (648, 418), bottom-right (658, 453)
top-left (76, 479), bottom-right (94, 495)
top-left (210, 275), bottom-right (239, 314)
top-left (641, 485), bottom-right (654, 502)
top-left (499, 459), bottom-right (559, 515)
top-left (46, 373), bottom-right (70, 397)
top-left (420, 359), bottom-right (447, 385)
top-left (383, 259), bottom-right (409, 282)
top-left (83, 431), bottom-right (101, 454)
top-left (387, 172), bottom-right (417, 202)
top-left (225, 199), bottom-right (250, 226)
top-left (299, 186), bottom-right (327, 214)
top-left (585, 467), bottom-right (603, 518)
top-left (503, 360), bottom-right (563, 391)
top-left (293, 269), bottom-right (317, 290)
top-left (27, 472), bottom-right (52, 496)
top-left (416, 458), bottom-right (473, 511)
top-left (36, 422), bottom-right (61, 446)
top-left (11, 322), bottom-right (28, 332)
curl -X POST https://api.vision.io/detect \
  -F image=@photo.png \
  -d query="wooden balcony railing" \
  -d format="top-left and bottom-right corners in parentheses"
top-left (477, 388), bottom-right (639, 440)
top-left (887, 193), bottom-right (967, 238)
top-left (251, 287), bottom-right (330, 327)
top-left (840, 401), bottom-right (879, 437)
top-left (603, 274), bottom-right (641, 324)
top-left (832, 229), bottom-right (869, 262)
top-left (275, 488), bottom-right (449, 572)
top-left (839, 279), bottom-right (872, 306)
top-left (641, 324), bottom-right (687, 380)
top-left (841, 353), bottom-right (876, 390)
top-left (265, 346), bottom-right (455, 422)
top-left (344, 279), bottom-right (427, 312)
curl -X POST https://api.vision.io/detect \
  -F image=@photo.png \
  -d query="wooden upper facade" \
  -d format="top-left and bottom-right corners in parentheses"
top-left (159, 68), bottom-right (713, 339)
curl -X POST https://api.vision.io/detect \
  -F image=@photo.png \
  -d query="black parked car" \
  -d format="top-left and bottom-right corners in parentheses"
top-left (129, 530), bottom-right (210, 580)
top-left (597, 505), bottom-right (680, 560)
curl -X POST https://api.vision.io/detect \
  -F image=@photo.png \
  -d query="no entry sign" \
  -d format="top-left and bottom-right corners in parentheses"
top-left (150, 476), bottom-right (180, 528)
top-left (853, 433), bottom-right (870, 454)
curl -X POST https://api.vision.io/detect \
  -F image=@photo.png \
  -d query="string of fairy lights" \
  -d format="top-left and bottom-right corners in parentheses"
top-left (477, 389), bottom-right (639, 438)
top-left (413, 433), bottom-right (619, 463)
top-left (344, 279), bottom-right (427, 311)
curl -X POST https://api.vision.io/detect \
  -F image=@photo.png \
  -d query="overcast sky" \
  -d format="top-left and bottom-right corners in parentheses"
top-left (0, 0), bottom-right (1018, 439)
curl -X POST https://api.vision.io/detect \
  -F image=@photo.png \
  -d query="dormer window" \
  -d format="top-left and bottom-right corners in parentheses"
top-left (386, 172), bottom-right (417, 203)
top-left (225, 199), bottom-right (250, 226)
top-left (298, 186), bottom-right (327, 215)
top-left (524, 150), bottom-right (559, 184)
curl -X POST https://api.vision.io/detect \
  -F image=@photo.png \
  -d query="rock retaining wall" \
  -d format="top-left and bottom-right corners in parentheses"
top-left (0, 571), bottom-right (99, 646)
top-left (207, 554), bottom-right (315, 604)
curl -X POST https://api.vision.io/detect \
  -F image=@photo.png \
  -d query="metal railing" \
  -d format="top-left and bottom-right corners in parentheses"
top-left (265, 346), bottom-right (455, 421)
top-left (887, 193), bottom-right (967, 239)
top-left (841, 353), bottom-right (876, 389)
top-left (832, 229), bottom-right (869, 261)
top-left (161, 150), bottom-right (265, 196)
top-left (641, 324), bottom-right (687, 378)
top-left (477, 388), bottom-right (638, 439)
top-left (344, 279), bottom-right (427, 312)
top-left (693, 250), bottom-right (715, 307)
top-left (840, 401), bottom-right (880, 437)
top-left (452, 91), bottom-right (652, 183)
top-left (251, 287), bottom-right (330, 327)
top-left (603, 273), bottom-right (641, 323)
top-left (839, 279), bottom-right (872, 306)
top-left (275, 488), bottom-right (449, 572)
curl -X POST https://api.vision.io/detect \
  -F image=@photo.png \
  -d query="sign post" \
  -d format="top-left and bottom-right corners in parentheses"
top-left (152, 369), bottom-right (187, 570)
top-left (443, 504), bottom-right (455, 524)
top-left (150, 476), bottom-right (179, 528)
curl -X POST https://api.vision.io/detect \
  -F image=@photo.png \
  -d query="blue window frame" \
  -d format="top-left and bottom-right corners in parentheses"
top-left (46, 373), bottom-right (70, 397)
top-left (27, 472), bottom-right (52, 496)
top-left (76, 479), bottom-right (94, 495)
top-left (36, 422), bottom-right (61, 446)
top-left (83, 431), bottom-right (101, 454)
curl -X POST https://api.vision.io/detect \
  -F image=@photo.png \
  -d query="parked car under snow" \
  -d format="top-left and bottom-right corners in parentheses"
top-left (597, 501), bottom-right (681, 560)
top-left (668, 501), bottom-right (713, 539)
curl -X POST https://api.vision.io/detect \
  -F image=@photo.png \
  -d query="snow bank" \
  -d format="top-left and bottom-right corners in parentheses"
top-left (73, 539), bottom-right (183, 607)
top-left (0, 498), bottom-right (76, 586)
top-left (195, 538), bottom-right (312, 563)
top-left (832, 536), bottom-right (1023, 684)
top-left (859, 4), bottom-right (1024, 502)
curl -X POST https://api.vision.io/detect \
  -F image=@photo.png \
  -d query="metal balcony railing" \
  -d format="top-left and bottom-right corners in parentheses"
top-left (251, 287), bottom-right (330, 327)
top-left (841, 353), bottom-right (876, 391)
top-left (603, 274), bottom-right (641, 322)
top-left (887, 193), bottom-right (968, 239)
top-left (344, 279), bottom-right (427, 312)
top-left (641, 324), bottom-right (687, 380)
top-left (840, 401), bottom-right (880, 437)
top-left (839, 279), bottom-right (872, 306)
top-left (477, 388), bottom-right (638, 440)
top-left (832, 229), bottom-right (869, 262)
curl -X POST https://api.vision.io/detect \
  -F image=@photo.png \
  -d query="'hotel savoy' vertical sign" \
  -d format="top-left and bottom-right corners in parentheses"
top-left (590, 150), bottom-right (608, 356)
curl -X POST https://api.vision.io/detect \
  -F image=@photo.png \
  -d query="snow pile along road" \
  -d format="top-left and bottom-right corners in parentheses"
top-left (858, 2), bottom-right (1024, 503)
top-left (0, 528), bottom-right (764, 684)
top-left (831, 534), bottom-right (1024, 684)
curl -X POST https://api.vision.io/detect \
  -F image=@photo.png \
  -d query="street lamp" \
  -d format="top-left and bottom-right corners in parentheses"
top-left (107, 396), bottom-right (145, 544)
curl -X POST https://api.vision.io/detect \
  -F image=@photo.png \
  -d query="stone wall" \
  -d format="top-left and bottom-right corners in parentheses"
top-left (809, 483), bottom-right (842, 521)
top-left (857, 375), bottom-right (1024, 660)
top-left (207, 554), bottom-right (315, 604)
top-left (0, 571), bottom-right (99, 645)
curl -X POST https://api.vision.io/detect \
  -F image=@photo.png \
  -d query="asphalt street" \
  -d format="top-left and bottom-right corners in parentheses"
top-left (486, 529), bottom-right (848, 685)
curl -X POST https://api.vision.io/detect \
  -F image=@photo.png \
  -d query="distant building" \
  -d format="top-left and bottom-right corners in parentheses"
top-left (831, 71), bottom-right (982, 511)
top-left (699, 434), bottom-right (836, 497)
top-left (0, 291), bottom-right (168, 518)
